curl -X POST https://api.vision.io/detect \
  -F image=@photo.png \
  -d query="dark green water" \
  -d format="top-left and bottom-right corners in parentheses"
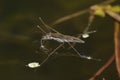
top-left (0, 0), bottom-right (120, 80)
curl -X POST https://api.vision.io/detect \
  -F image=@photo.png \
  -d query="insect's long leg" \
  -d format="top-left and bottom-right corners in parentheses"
top-left (69, 16), bottom-right (96, 48)
top-left (40, 43), bottom-right (64, 66)
top-left (85, 14), bottom-right (95, 32)
top-left (67, 42), bottom-right (101, 61)
top-left (67, 42), bottom-right (92, 59)
top-left (68, 15), bottom-right (95, 49)
top-left (79, 14), bottom-right (95, 37)
top-left (40, 39), bottom-right (44, 47)
top-left (37, 25), bottom-right (48, 51)
top-left (40, 39), bottom-right (49, 52)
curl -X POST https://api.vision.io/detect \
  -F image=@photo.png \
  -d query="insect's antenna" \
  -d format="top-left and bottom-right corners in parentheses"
top-left (39, 17), bottom-right (50, 32)
top-left (39, 17), bottom-right (59, 33)
top-left (37, 25), bottom-right (47, 34)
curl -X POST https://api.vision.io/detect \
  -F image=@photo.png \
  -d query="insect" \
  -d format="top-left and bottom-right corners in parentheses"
top-left (33, 17), bottom-right (99, 67)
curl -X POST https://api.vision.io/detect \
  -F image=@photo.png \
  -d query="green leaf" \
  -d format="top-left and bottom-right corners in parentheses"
top-left (95, 9), bottom-right (106, 17)
top-left (94, 7), bottom-right (106, 17)
top-left (110, 6), bottom-right (120, 13)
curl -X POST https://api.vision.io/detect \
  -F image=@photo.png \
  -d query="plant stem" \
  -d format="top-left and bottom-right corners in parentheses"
top-left (114, 21), bottom-right (120, 77)
top-left (52, 9), bottom-right (89, 25)
top-left (88, 54), bottom-right (115, 80)
top-left (51, 0), bottom-right (116, 26)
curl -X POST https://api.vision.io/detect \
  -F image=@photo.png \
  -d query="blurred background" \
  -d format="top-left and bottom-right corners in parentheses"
top-left (0, 0), bottom-right (120, 80)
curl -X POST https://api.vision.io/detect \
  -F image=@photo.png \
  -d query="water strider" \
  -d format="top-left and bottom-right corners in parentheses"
top-left (27, 17), bottom-right (100, 68)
